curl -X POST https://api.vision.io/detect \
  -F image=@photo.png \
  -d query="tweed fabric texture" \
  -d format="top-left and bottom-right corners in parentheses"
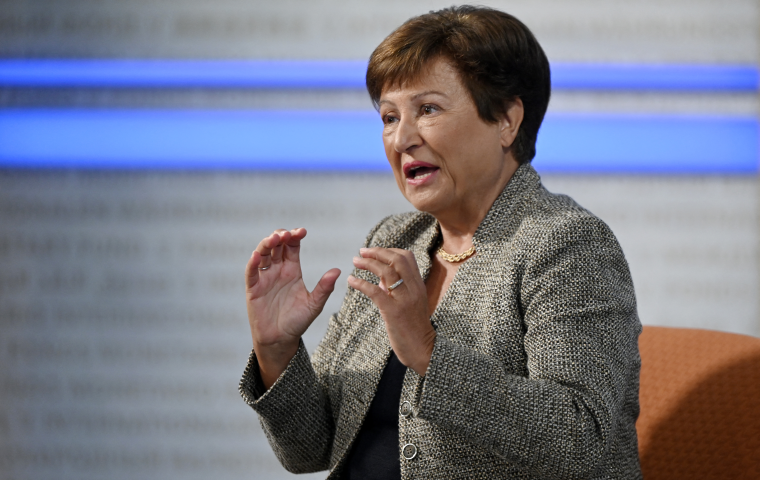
top-left (239, 164), bottom-right (643, 479)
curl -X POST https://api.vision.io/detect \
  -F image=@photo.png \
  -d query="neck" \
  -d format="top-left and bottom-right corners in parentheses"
top-left (435, 160), bottom-right (519, 254)
top-left (437, 220), bottom-right (477, 254)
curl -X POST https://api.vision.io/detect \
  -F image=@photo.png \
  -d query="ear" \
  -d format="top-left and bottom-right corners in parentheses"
top-left (498, 97), bottom-right (524, 149)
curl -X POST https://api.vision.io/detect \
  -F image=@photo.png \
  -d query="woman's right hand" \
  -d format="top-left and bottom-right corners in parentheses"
top-left (245, 228), bottom-right (341, 389)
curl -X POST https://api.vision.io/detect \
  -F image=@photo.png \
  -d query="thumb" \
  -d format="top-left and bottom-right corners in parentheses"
top-left (309, 268), bottom-right (341, 316)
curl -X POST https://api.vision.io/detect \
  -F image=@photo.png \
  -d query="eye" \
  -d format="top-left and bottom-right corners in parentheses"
top-left (382, 114), bottom-right (399, 125)
top-left (421, 104), bottom-right (439, 115)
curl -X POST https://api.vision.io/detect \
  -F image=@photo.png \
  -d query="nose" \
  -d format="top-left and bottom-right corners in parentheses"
top-left (393, 114), bottom-right (422, 154)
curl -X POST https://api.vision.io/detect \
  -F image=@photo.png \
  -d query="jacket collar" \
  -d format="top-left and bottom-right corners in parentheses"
top-left (398, 163), bottom-right (541, 278)
top-left (472, 162), bottom-right (541, 247)
top-left (416, 162), bottom-right (540, 247)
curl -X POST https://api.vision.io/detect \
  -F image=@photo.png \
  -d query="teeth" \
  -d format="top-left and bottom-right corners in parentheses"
top-left (406, 165), bottom-right (434, 180)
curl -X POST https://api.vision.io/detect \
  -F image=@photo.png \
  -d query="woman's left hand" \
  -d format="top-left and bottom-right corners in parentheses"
top-left (348, 247), bottom-right (436, 376)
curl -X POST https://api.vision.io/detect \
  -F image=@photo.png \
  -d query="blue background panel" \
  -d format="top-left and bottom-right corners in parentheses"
top-left (0, 110), bottom-right (388, 170)
top-left (0, 110), bottom-right (756, 172)
top-left (1, 60), bottom-right (757, 91)
top-left (536, 114), bottom-right (759, 173)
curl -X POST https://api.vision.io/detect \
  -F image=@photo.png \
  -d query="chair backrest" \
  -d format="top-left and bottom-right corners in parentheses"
top-left (637, 326), bottom-right (760, 480)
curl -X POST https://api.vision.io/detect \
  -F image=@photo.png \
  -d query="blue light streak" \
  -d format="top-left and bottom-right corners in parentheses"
top-left (0, 110), bottom-right (756, 172)
top-left (550, 63), bottom-right (758, 91)
top-left (0, 60), bottom-right (369, 89)
top-left (0, 60), bottom-right (757, 91)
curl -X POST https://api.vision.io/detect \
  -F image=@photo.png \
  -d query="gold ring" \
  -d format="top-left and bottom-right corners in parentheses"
top-left (388, 279), bottom-right (404, 291)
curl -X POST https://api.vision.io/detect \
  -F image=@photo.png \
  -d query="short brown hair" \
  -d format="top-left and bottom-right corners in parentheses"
top-left (366, 6), bottom-right (551, 163)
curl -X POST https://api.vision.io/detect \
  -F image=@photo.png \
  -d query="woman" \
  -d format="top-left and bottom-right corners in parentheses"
top-left (240, 6), bottom-right (642, 480)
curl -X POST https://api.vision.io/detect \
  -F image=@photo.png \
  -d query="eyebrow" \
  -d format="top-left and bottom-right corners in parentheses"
top-left (411, 90), bottom-right (448, 101)
top-left (378, 90), bottom-right (449, 106)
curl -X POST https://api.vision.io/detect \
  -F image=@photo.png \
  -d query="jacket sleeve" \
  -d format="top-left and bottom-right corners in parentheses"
top-left (238, 216), bottom-right (395, 473)
top-left (238, 313), bottom-right (344, 473)
top-left (413, 214), bottom-right (641, 479)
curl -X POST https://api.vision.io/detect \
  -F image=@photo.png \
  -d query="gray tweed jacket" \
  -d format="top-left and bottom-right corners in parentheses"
top-left (239, 164), bottom-right (643, 479)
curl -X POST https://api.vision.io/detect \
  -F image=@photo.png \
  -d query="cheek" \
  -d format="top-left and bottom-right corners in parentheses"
top-left (426, 122), bottom-right (472, 164)
top-left (439, 127), bottom-right (503, 183)
top-left (452, 119), bottom-right (501, 153)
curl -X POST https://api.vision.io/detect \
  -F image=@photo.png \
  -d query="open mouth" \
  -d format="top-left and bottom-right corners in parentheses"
top-left (403, 161), bottom-right (439, 180)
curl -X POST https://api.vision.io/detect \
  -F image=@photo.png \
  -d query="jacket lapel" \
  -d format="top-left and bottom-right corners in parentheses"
top-left (330, 214), bottom-right (439, 467)
top-left (328, 166), bottom-right (540, 469)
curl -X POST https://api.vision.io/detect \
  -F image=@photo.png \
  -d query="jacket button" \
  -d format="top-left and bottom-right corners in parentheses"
top-left (402, 443), bottom-right (417, 460)
top-left (399, 401), bottom-right (412, 417)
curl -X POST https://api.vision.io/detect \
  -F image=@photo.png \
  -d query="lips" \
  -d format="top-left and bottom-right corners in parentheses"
top-left (403, 161), bottom-right (439, 180)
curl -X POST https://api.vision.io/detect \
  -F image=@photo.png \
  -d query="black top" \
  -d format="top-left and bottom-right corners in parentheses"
top-left (342, 351), bottom-right (407, 480)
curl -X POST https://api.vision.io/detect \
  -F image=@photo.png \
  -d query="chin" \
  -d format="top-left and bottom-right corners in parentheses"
top-left (405, 192), bottom-right (448, 216)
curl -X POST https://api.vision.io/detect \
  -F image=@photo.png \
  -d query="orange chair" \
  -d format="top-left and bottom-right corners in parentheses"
top-left (637, 326), bottom-right (760, 480)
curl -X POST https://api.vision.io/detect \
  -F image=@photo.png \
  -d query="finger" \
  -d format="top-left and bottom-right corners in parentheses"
top-left (353, 256), bottom-right (401, 290)
top-left (348, 274), bottom-right (390, 306)
top-left (308, 268), bottom-right (341, 316)
top-left (386, 248), bottom-right (420, 279)
top-left (385, 277), bottom-right (407, 295)
top-left (255, 232), bottom-right (281, 269)
top-left (288, 227), bottom-right (307, 243)
top-left (245, 250), bottom-right (262, 290)
top-left (270, 229), bottom-right (292, 263)
top-left (255, 232), bottom-right (280, 255)
top-left (283, 227), bottom-right (306, 262)
top-left (359, 247), bottom-right (417, 279)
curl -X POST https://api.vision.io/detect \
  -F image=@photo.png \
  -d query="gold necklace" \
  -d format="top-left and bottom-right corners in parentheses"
top-left (437, 245), bottom-right (476, 263)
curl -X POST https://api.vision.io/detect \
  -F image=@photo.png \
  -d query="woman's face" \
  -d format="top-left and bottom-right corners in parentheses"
top-left (378, 57), bottom-right (521, 221)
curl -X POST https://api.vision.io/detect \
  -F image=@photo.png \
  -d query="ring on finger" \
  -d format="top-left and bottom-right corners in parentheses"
top-left (258, 266), bottom-right (271, 271)
top-left (388, 279), bottom-right (404, 291)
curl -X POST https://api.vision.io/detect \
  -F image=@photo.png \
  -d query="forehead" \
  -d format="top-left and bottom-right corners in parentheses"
top-left (379, 57), bottom-right (465, 103)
